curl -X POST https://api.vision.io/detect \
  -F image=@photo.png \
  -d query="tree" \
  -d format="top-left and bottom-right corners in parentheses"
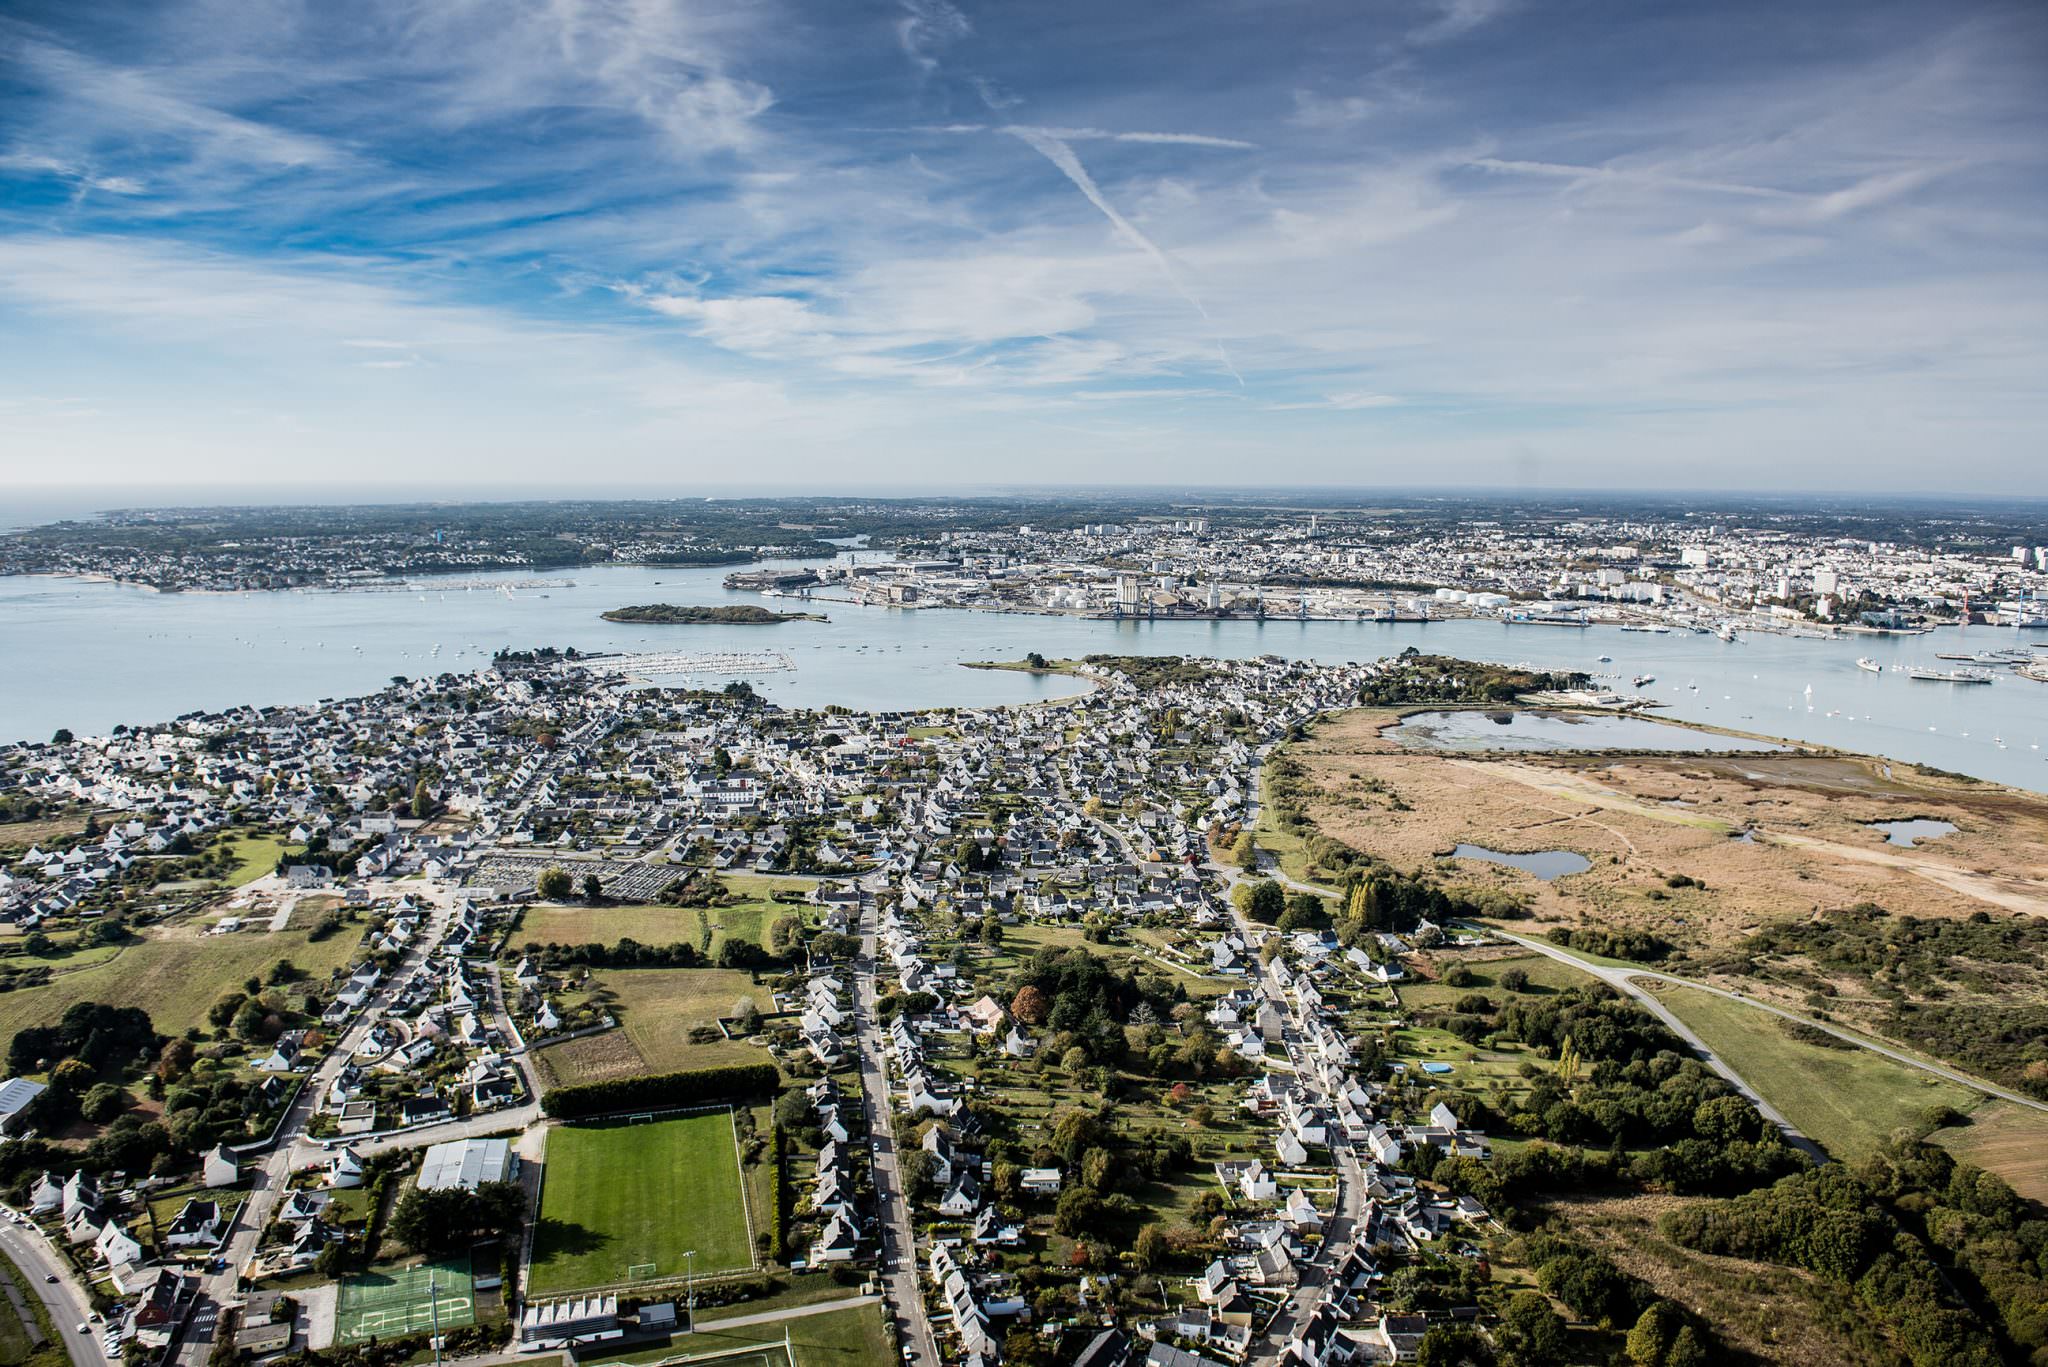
top-left (411, 778), bottom-right (435, 820)
top-left (1626, 1301), bottom-right (1683, 1366)
top-left (1244, 880), bottom-right (1286, 924)
top-left (535, 867), bottom-right (573, 901)
top-left (1134, 1223), bottom-right (1169, 1271)
top-left (156, 1038), bottom-right (196, 1083)
top-left (1496, 1291), bottom-right (1568, 1366)
top-left (732, 998), bottom-right (762, 1036)
top-left (899, 1148), bottom-right (940, 1205)
top-left (80, 1084), bottom-right (128, 1124)
top-left (582, 873), bottom-right (603, 902)
top-left (1053, 1186), bottom-right (1104, 1237)
top-left (208, 992), bottom-right (247, 1031)
top-left (1664, 1326), bottom-right (1708, 1367)
top-left (49, 1059), bottom-right (93, 1095)
top-left (1230, 832), bottom-right (1259, 869)
top-left (1415, 1327), bottom-right (1494, 1367)
top-left (233, 999), bottom-right (272, 1041)
top-left (1011, 985), bottom-right (1050, 1026)
top-left (389, 1183), bottom-right (524, 1256)
top-left (51, 729), bottom-right (73, 744)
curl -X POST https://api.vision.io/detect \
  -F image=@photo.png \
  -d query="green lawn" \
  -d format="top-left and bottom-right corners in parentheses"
top-left (1650, 985), bottom-right (1982, 1161)
top-left (0, 923), bottom-right (365, 1062)
top-left (219, 834), bottom-right (304, 886)
top-left (529, 1111), bottom-right (755, 1294)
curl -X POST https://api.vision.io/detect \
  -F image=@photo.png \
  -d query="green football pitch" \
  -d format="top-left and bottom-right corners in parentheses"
top-left (528, 1109), bottom-right (755, 1295)
top-left (335, 1258), bottom-right (475, 1345)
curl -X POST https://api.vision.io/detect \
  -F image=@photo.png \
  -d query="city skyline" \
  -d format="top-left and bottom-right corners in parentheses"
top-left (2, 0), bottom-right (2045, 491)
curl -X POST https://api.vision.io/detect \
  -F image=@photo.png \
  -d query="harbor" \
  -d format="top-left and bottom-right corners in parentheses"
top-left (4, 560), bottom-right (2047, 791)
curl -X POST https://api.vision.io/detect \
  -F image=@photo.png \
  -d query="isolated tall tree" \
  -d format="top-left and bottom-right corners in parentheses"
top-left (535, 867), bottom-right (573, 901)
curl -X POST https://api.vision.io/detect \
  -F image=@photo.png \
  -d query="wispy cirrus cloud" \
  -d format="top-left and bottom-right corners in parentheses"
top-left (0, 0), bottom-right (2041, 490)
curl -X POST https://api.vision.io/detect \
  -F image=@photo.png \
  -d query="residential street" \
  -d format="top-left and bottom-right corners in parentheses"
top-left (854, 900), bottom-right (937, 1367)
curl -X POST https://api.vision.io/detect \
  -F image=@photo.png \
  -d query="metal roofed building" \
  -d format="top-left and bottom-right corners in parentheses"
top-left (416, 1137), bottom-right (514, 1191)
top-left (519, 1295), bottom-right (619, 1344)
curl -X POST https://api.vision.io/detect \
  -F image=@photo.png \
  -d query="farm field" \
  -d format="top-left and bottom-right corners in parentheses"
top-left (0, 921), bottom-right (364, 1059)
top-left (1647, 984), bottom-right (1982, 1163)
top-left (528, 1111), bottom-right (754, 1295)
top-left (535, 967), bottom-right (769, 1085)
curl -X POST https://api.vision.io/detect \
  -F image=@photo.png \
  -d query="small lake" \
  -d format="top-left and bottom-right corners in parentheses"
top-left (1870, 819), bottom-right (1958, 847)
top-left (1392, 709), bottom-right (1784, 754)
top-left (1451, 844), bottom-right (1593, 879)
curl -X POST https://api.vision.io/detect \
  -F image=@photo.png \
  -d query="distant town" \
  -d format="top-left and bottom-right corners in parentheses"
top-left (7, 497), bottom-right (2047, 640)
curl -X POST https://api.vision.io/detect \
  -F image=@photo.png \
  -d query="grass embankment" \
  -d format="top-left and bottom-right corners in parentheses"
top-left (1647, 984), bottom-right (1981, 1162)
top-left (0, 923), bottom-right (363, 1059)
top-left (530, 1112), bottom-right (754, 1294)
top-left (0, 1245), bottom-right (66, 1367)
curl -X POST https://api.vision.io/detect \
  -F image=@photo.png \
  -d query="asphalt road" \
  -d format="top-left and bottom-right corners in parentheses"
top-left (0, 1214), bottom-right (101, 1367)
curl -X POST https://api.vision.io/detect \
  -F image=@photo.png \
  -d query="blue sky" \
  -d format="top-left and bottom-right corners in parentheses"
top-left (1, 0), bottom-right (2043, 492)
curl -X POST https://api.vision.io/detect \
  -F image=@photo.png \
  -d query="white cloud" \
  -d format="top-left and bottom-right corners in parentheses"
top-left (896, 0), bottom-right (972, 74)
top-left (1290, 91), bottom-right (1376, 129)
top-left (1409, 0), bottom-right (1515, 45)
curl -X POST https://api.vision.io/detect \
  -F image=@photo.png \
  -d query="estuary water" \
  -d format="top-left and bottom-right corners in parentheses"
top-left (3, 561), bottom-right (2047, 792)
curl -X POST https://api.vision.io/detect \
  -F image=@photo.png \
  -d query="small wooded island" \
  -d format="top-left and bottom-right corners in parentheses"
top-left (600, 603), bottom-right (827, 624)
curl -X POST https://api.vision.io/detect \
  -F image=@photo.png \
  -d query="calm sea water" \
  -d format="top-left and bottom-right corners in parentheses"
top-left (1392, 709), bottom-right (1785, 753)
top-left (2, 562), bottom-right (2046, 792)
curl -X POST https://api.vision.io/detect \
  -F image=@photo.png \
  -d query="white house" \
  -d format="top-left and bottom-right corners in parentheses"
top-left (202, 1144), bottom-right (241, 1188)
